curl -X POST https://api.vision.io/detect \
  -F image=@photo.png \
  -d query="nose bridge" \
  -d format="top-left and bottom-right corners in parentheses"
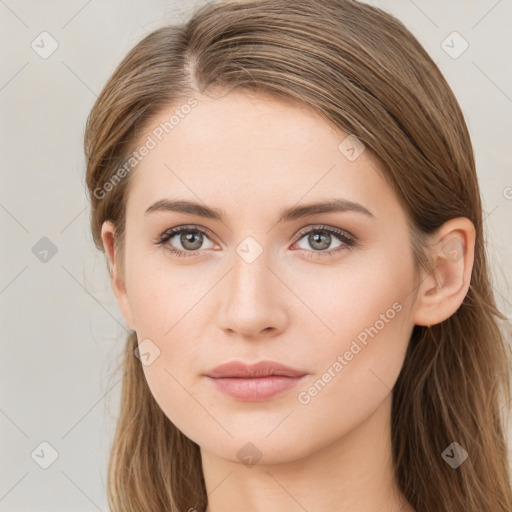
top-left (230, 235), bottom-right (274, 305)
top-left (218, 234), bottom-right (287, 336)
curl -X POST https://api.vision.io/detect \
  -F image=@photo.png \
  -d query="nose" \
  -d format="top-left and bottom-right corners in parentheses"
top-left (217, 245), bottom-right (289, 339)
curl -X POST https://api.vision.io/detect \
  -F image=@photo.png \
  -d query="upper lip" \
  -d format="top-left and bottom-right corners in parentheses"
top-left (205, 360), bottom-right (307, 378)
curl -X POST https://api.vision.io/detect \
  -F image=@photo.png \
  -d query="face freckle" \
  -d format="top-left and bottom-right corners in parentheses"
top-left (113, 89), bottom-right (419, 465)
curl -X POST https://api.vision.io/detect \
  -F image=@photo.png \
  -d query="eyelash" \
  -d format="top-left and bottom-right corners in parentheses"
top-left (155, 225), bottom-right (357, 259)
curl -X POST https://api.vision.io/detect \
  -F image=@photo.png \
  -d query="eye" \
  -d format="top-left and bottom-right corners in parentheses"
top-left (292, 226), bottom-right (356, 258)
top-left (156, 225), bottom-right (215, 258)
top-left (155, 224), bottom-right (357, 259)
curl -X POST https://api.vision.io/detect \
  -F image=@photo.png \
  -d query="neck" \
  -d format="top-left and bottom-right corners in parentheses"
top-left (201, 393), bottom-right (414, 512)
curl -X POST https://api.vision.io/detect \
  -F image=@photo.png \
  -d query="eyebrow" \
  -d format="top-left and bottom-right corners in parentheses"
top-left (144, 198), bottom-right (375, 222)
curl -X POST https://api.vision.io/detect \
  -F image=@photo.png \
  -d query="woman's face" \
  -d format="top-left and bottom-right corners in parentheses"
top-left (104, 89), bottom-right (423, 464)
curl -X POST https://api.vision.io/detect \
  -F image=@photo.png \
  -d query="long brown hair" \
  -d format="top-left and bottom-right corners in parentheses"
top-left (84, 1), bottom-right (512, 510)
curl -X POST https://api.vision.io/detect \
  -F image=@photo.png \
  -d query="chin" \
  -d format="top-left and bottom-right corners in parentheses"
top-left (195, 428), bottom-right (321, 467)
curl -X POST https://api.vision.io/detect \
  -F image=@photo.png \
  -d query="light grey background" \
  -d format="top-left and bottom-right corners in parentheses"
top-left (1, 0), bottom-right (511, 510)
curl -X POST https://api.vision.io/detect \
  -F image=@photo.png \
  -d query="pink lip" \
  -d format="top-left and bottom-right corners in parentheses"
top-left (204, 360), bottom-right (308, 401)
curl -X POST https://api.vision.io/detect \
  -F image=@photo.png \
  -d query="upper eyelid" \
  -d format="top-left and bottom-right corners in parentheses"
top-left (294, 224), bottom-right (353, 239)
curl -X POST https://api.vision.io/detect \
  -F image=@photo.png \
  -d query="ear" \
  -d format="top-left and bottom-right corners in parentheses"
top-left (412, 217), bottom-right (476, 327)
top-left (100, 220), bottom-right (135, 331)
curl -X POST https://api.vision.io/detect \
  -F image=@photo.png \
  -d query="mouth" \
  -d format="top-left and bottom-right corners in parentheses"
top-left (203, 360), bottom-right (308, 401)
top-left (205, 375), bottom-right (307, 401)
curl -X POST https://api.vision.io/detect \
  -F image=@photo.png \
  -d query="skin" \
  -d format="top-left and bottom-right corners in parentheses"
top-left (101, 89), bottom-right (475, 512)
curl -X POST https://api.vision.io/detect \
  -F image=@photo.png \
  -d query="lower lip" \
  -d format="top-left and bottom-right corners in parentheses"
top-left (206, 375), bottom-right (305, 401)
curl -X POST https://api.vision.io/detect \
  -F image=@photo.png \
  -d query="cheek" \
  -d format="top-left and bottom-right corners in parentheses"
top-left (291, 250), bottom-right (416, 405)
top-left (124, 249), bottom-right (201, 335)
top-left (124, 252), bottom-right (212, 425)
top-left (296, 250), bottom-right (413, 346)
top-left (141, 362), bottom-right (202, 437)
top-left (286, 256), bottom-right (415, 444)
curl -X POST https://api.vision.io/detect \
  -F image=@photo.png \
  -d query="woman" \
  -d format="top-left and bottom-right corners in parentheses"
top-left (84, 0), bottom-right (512, 510)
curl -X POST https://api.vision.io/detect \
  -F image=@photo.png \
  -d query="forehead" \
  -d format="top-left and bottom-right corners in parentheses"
top-left (126, 90), bottom-right (400, 223)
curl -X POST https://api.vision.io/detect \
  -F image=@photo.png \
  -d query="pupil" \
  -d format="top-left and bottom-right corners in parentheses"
top-left (310, 232), bottom-right (330, 250)
top-left (181, 231), bottom-right (202, 250)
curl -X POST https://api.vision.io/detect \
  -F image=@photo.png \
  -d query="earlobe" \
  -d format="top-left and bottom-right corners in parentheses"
top-left (100, 220), bottom-right (136, 331)
top-left (412, 217), bottom-right (476, 327)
